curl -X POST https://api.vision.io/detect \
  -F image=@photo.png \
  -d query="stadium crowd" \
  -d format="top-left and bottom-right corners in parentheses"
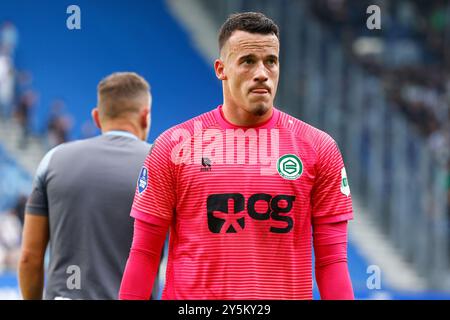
top-left (0, 21), bottom-right (74, 272)
top-left (0, 20), bottom-right (21, 272)
top-left (311, 0), bottom-right (450, 219)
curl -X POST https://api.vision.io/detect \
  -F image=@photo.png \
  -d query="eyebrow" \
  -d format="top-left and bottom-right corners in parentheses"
top-left (238, 54), bottom-right (256, 62)
top-left (237, 54), bottom-right (279, 62)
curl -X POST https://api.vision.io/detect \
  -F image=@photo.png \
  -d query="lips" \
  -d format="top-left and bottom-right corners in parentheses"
top-left (250, 87), bottom-right (270, 94)
top-left (251, 89), bottom-right (269, 94)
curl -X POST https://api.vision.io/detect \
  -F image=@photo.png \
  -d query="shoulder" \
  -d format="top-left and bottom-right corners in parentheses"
top-left (154, 109), bottom-right (218, 148)
top-left (277, 110), bottom-right (337, 153)
top-left (34, 143), bottom-right (68, 182)
top-left (129, 139), bottom-right (152, 154)
top-left (39, 137), bottom-right (110, 170)
top-left (50, 138), bottom-right (96, 155)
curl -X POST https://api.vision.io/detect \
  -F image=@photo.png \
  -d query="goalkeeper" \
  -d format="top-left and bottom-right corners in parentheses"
top-left (119, 13), bottom-right (354, 300)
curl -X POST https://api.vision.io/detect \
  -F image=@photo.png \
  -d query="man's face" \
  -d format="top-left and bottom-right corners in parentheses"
top-left (217, 30), bottom-right (280, 117)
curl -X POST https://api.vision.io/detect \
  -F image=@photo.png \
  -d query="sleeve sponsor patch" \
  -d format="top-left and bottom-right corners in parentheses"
top-left (138, 167), bottom-right (148, 194)
top-left (340, 167), bottom-right (351, 197)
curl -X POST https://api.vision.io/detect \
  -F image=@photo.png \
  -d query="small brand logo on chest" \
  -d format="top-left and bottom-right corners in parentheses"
top-left (200, 157), bottom-right (212, 172)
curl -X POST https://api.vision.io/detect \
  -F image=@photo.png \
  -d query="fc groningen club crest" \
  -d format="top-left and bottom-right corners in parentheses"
top-left (277, 154), bottom-right (303, 180)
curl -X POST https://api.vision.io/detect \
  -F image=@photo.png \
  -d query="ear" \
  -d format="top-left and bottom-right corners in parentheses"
top-left (140, 106), bottom-right (150, 130)
top-left (91, 108), bottom-right (101, 129)
top-left (214, 59), bottom-right (227, 81)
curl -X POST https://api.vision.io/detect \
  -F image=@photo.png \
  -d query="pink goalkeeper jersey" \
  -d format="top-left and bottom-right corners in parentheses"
top-left (131, 106), bottom-right (353, 300)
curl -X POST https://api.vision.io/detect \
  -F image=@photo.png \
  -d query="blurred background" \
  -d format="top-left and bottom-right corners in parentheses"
top-left (0, 0), bottom-right (449, 299)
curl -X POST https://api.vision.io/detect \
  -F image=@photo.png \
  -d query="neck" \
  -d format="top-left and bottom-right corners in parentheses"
top-left (101, 121), bottom-right (141, 140)
top-left (222, 102), bottom-right (273, 127)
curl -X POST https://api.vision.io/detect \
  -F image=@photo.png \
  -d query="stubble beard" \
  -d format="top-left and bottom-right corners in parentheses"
top-left (251, 103), bottom-right (270, 117)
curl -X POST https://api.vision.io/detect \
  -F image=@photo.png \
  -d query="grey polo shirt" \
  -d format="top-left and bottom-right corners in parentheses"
top-left (25, 131), bottom-right (151, 300)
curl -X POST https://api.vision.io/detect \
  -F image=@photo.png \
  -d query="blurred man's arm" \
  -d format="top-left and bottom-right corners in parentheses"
top-left (18, 213), bottom-right (49, 300)
top-left (313, 221), bottom-right (354, 300)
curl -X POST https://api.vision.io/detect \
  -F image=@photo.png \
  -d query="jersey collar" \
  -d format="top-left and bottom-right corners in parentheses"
top-left (104, 130), bottom-right (139, 140)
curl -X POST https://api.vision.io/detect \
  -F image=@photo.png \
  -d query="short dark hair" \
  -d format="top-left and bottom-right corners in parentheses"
top-left (97, 72), bottom-right (150, 120)
top-left (218, 12), bottom-right (280, 52)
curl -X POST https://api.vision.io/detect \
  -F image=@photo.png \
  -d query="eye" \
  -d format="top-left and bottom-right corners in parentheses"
top-left (266, 58), bottom-right (277, 66)
top-left (243, 57), bottom-right (255, 65)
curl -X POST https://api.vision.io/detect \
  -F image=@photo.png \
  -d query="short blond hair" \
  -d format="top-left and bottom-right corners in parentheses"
top-left (97, 72), bottom-right (150, 120)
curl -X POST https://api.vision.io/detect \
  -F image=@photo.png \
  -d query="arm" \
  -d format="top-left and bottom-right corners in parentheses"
top-left (18, 147), bottom-right (56, 299)
top-left (120, 136), bottom-right (176, 299)
top-left (119, 217), bottom-right (168, 300)
top-left (313, 221), bottom-right (354, 300)
top-left (18, 213), bottom-right (49, 300)
top-left (310, 133), bottom-right (354, 299)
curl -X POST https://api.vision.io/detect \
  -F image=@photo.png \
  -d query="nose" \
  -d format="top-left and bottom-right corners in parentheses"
top-left (253, 61), bottom-right (269, 83)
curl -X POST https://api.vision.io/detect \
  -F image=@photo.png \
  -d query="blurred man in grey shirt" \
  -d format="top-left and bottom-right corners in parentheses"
top-left (19, 72), bottom-right (154, 299)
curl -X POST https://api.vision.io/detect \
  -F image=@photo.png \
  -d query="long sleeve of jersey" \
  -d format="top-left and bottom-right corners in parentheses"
top-left (313, 221), bottom-right (354, 300)
top-left (119, 218), bottom-right (168, 300)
